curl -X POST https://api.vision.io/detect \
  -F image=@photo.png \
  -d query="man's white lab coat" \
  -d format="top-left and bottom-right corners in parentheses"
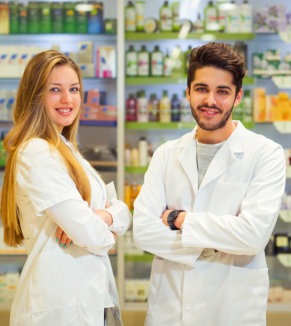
top-left (133, 121), bottom-right (286, 326)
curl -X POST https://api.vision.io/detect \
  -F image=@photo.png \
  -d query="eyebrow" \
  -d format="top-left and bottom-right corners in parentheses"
top-left (48, 82), bottom-right (80, 86)
top-left (193, 83), bottom-right (232, 90)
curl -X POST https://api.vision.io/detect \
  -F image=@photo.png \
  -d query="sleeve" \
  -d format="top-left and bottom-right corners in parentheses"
top-left (181, 145), bottom-right (286, 255)
top-left (17, 139), bottom-right (82, 213)
top-left (133, 146), bottom-right (202, 268)
top-left (46, 199), bottom-right (115, 256)
top-left (106, 199), bottom-right (132, 236)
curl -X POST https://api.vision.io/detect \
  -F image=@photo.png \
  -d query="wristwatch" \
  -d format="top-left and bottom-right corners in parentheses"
top-left (167, 210), bottom-right (185, 230)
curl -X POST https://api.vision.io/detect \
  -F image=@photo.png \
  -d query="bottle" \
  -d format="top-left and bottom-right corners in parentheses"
top-left (171, 94), bottom-right (180, 122)
top-left (193, 13), bottom-right (203, 33)
top-left (148, 93), bottom-right (159, 122)
top-left (124, 182), bottom-right (132, 209)
top-left (0, 132), bottom-right (6, 168)
top-left (75, 2), bottom-right (88, 34)
top-left (160, 1), bottom-right (172, 32)
top-left (125, 1), bottom-right (136, 32)
top-left (126, 93), bottom-right (137, 122)
top-left (130, 149), bottom-right (139, 166)
top-left (151, 45), bottom-right (163, 77)
top-left (242, 89), bottom-right (253, 123)
top-left (18, 2), bottom-right (28, 34)
top-left (137, 90), bottom-right (148, 122)
top-left (64, 1), bottom-right (76, 33)
top-left (159, 90), bottom-right (171, 122)
top-left (51, 2), bottom-right (63, 33)
top-left (124, 143), bottom-right (131, 166)
top-left (171, 1), bottom-right (180, 32)
top-left (163, 51), bottom-right (172, 76)
top-left (135, 1), bottom-right (145, 32)
top-left (28, 1), bottom-right (40, 34)
top-left (88, 1), bottom-right (104, 34)
top-left (185, 45), bottom-right (192, 75)
top-left (40, 2), bottom-right (52, 34)
top-left (239, 0), bottom-right (252, 33)
top-left (130, 182), bottom-right (139, 208)
top-left (126, 45), bottom-right (138, 77)
top-left (171, 45), bottom-right (185, 77)
top-left (138, 137), bottom-right (148, 166)
top-left (203, 1), bottom-right (218, 33)
top-left (225, 0), bottom-right (239, 33)
top-left (138, 45), bottom-right (150, 77)
top-left (217, 0), bottom-right (228, 32)
top-left (180, 90), bottom-right (192, 122)
top-left (9, 1), bottom-right (19, 34)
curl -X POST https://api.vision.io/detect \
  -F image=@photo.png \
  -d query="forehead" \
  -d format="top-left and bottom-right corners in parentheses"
top-left (192, 66), bottom-right (235, 89)
top-left (47, 64), bottom-right (79, 83)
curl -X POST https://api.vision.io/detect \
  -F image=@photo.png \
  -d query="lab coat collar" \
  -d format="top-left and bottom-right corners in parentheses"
top-left (177, 121), bottom-right (247, 191)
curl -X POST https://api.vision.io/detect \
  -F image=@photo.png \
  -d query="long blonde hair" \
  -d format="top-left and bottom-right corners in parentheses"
top-left (1, 50), bottom-right (91, 247)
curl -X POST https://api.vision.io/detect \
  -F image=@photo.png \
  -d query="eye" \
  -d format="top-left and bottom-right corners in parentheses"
top-left (195, 87), bottom-right (208, 93)
top-left (70, 87), bottom-right (80, 93)
top-left (218, 89), bottom-right (229, 95)
top-left (49, 87), bottom-right (60, 92)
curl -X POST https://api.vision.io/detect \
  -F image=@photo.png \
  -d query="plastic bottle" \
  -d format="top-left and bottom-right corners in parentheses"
top-left (225, 0), bottom-right (239, 33)
top-left (9, 1), bottom-right (19, 34)
top-left (0, 132), bottom-right (6, 168)
top-left (163, 51), bottom-right (172, 76)
top-left (193, 13), bottom-right (203, 33)
top-left (159, 90), bottom-right (171, 122)
top-left (171, 94), bottom-right (180, 121)
top-left (185, 45), bottom-right (192, 75)
top-left (151, 45), bottom-right (163, 77)
top-left (203, 1), bottom-right (218, 33)
top-left (18, 3), bottom-right (28, 34)
top-left (126, 93), bottom-right (137, 122)
top-left (160, 1), bottom-right (172, 32)
top-left (217, 0), bottom-right (228, 32)
top-left (242, 89), bottom-right (253, 123)
top-left (124, 182), bottom-right (131, 208)
top-left (28, 1), bottom-right (40, 34)
top-left (135, 1), bottom-right (145, 32)
top-left (171, 1), bottom-right (180, 32)
top-left (75, 2), bottom-right (88, 34)
top-left (180, 90), bottom-right (192, 122)
top-left (88, 1), bottom-right (103, 34)
top-left (125, 1), bottom-right (136, 32)
top-left (137, 90), bottom-right (148, 122)
top-left (64, 1), bottom-right (76, 33)
top-left (138, 137), bottom-right (148, 166)
top-left (138, 45), bottom-right (150, 77)
top-left (148, 93), bottom-right (159, 121)
top-left (171, 45), bottom-right (185, 77)
top-left (126, 45), bottom-right (138, 77)
top-left (239, 0), bottom-right (253, 33)
top-left (51, 2), bottom-right (63, 33)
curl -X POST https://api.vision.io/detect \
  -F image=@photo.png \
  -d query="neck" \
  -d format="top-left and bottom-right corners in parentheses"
top-left (196, 120), bottom-right (237, 144)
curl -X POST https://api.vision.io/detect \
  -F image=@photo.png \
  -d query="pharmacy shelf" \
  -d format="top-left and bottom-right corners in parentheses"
top-left (125, 121), bottom-right (195, 129)
top-left (79, 120), bottom-right (117, 127)
top-left (125, 253), bottom-right (154, 263)
top-left (126, 76), bottom-right (255, 86)
top-left (125, 166), bottom-right (148, 174)
top-left (267, 303), bottom-right (291, 312)
top-left (125, 32), bottom-right (255, 41)
top-left (280, 211), bottom-right (291, 223)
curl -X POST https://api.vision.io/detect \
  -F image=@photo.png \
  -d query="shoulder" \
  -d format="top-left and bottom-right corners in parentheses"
top-left (155, 131), bottom-right (194, 156)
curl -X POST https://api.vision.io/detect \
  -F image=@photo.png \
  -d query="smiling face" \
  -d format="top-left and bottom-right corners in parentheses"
top-left (187, 66), bottom-right (242, 143)
top-left (45, 64), bottom-right (81, 133)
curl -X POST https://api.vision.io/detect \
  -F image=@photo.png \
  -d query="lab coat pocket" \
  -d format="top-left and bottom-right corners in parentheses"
top-left (30, 248), bottom-right (78, 313)
top-left (228, 266), bottom-right (268, 326)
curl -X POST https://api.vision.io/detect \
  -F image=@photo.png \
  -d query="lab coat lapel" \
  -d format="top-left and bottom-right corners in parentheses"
top-left (177, 130), bottom-right (199, 194)
top-left (199, 122), bottom-right (245, 189)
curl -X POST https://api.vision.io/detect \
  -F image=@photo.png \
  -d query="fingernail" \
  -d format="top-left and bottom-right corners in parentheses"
top-left (60, 243), bottom-right (63, 247)
top-left (56, 238), bottom-right (59, 242)
top-left (64, 244), bottom-right (67, 248)
top-left (70, 242), bottom-right (73, 246)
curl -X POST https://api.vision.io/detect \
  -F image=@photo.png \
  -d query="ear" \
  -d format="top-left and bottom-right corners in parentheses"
top-left (186, 88), bottom-right (190, 102)
top-left (234, 88), bottom-right (243, 107)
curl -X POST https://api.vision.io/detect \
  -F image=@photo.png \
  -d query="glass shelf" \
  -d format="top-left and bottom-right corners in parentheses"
top-left (125, 32), bottom-right (255, 41)
top-left (125, 166), bottom-right (148, 174)
top-left (79, 120), bottom-right (117, 127)
top-left (125, 253), bottom-right (154, 263)
top-left (125, 121), bottom-right (195, 129)
top-left (126, 76), bottom-right (255, 86)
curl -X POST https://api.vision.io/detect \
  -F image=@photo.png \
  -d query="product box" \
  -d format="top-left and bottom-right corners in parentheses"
top-left (0, 2), bottom-right (9, 34)
top-left (254, 8), bottom-right (270, 33)
top-left (268, 5), bottom-right (286, 33)
top-left (96, 46), bottom-right (116, 78)
top-left (77, 41), bottom-right (93, 63)
top-left (79, 63), bottom-right (95, 78)
top-left (80, 89), bottom-right (109, 121)
top-left (253, 88), bottom-right (266, 122)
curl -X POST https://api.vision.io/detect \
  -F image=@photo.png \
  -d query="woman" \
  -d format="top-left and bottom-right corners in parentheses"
top-left (1, 50), bottom-right (131, 326)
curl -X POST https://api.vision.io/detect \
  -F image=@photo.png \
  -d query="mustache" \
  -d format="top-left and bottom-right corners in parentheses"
top-left (198, 104), bottom-right (222, 113)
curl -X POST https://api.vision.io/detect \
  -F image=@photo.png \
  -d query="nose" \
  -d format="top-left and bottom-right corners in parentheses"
top-left (60, 90), bottom-right (71, 103)
top-left (203, 91), bottom-right (217, 107)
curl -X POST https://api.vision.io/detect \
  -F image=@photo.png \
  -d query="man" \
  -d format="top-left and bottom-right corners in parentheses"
top-left (133, 42), bottom-right (286, 326)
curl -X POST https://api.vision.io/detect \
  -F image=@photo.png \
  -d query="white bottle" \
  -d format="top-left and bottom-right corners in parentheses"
top-left (239, 0), bottom-right (253, 33)
top-left (179, 90), bottom-right (193, 122)
top-left (138, 137), bottom-right (148, 166)
top-left (159, 90), bottom-right (171, 122)
top-left (125, 1), bottom-right (136, 32)
top-left (225, 0), bottom-right (239, 33)
top-left (151, 45), bottom-right (163, 77)
top-left (137, 90), bottom-right (148, 122)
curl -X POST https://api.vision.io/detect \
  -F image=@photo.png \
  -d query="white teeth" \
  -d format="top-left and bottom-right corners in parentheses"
top-left (58, 109), bottom-right (70, 113)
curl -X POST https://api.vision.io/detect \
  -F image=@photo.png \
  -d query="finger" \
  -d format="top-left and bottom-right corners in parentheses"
top-left (56, 227), bottom-right (63, 243)
top-left (65, 237), bottom-right (72, 249)
top-left (105, 201), bottom-right (112, 208)
top-left (59, 232), bottom-right (68, 248)
top-left (112, 232), bottom-right (117, 241)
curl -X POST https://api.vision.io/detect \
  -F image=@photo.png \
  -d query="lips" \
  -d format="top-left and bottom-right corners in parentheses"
top-left (199, 106), bottom-right (221, 116)
top-left (56, 107), bottom-right (73, 114)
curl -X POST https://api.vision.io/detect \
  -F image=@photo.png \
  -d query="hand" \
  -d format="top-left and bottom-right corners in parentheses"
top-left (94, 208), bottom-right (113, 227)
top-left (161, 209), bottom-right (187, 230)
top-left (161, 209), bottom-right (172, 226)
top-left (112, 232), bottom-right (117, 241)
top-left (56, 226), bottom-right (72, 248)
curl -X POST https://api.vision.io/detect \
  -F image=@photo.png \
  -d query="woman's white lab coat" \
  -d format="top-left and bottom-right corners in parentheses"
top-left (10, 137), bottom-right (131, 326)
top-left (133, 121), bottom-right (286, 326)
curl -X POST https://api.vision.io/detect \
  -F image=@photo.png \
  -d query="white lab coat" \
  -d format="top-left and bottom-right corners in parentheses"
top-left (10, 137), bottom-right (131, 326)
top-left (133, 121), bottom-right (286, 326)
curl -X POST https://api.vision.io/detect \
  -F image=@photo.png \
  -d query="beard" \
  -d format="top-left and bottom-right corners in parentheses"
top-left (190, 103), bottom-right (234, 131)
